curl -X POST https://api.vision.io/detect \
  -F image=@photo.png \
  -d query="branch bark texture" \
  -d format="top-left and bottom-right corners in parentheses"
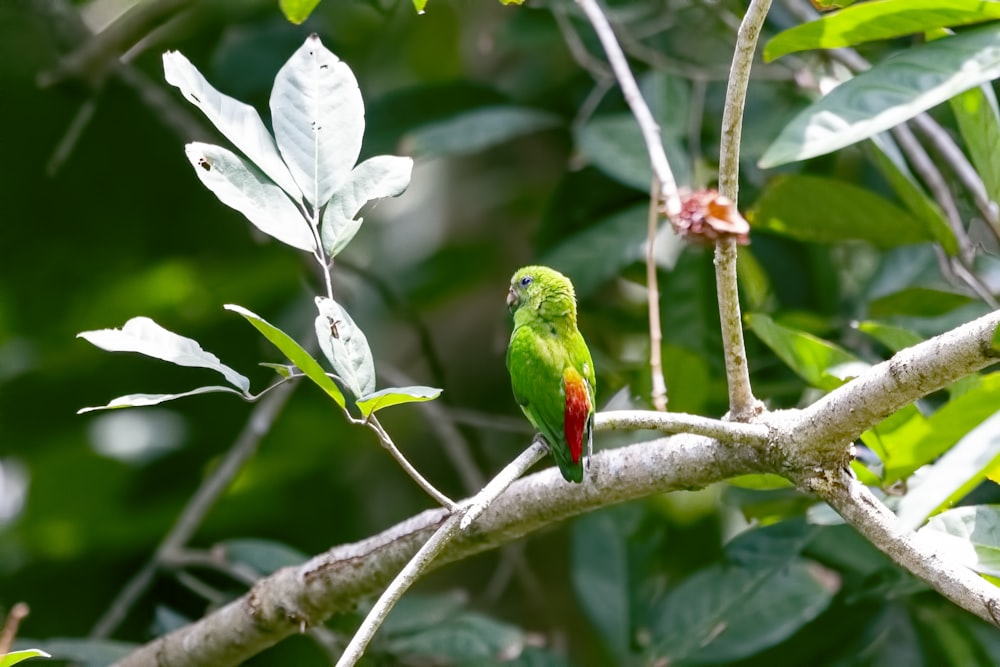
top-left (113, 310), bottom-right (1000, 667)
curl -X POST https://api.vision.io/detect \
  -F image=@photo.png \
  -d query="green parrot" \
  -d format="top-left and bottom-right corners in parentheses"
top-left (506, 266), bottom-right (597, 483)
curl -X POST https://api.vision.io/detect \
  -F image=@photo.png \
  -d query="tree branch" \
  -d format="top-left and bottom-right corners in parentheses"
top-left (110, 309), bottom-right (1000, 666)
top-left (803, 467), bottom-right (1000, 627)
top-left (715, 0), bottom-right (770, 421)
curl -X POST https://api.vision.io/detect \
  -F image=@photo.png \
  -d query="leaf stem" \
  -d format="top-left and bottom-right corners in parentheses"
top-left (367, 415), bottom-right (456, 509)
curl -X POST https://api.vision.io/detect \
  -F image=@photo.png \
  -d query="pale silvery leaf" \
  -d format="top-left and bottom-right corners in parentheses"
top-left (185, 143), bottom-right (316, 252)
top-left (162, 51), bottom-right (302, 201)
top-left (78, 317), bottom-right (250, 392)
top-left (321, 155), bottom-right (413, 256)
top-left (271, 35), bottom-right (364, 209)
top-left (78, 387), bottom-right (245, 414)
top-left (314, 296), bottom-right (375, 399)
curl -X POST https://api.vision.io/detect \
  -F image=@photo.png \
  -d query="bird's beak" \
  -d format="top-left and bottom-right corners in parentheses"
top-left (506, 286), bottom-right (518, 310)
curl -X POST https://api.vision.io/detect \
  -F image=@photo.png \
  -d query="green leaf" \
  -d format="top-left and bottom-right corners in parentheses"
top-left (27, 639), bottom-right (135, 667)
top-left (356, 386), bottom-right (441, 418)
top-left (271, 35), bottom-right (363, 208)
top-left (183, 142), bottom-right (316, 252)
top-left (543, 203), bottom-right (684, 299)
top-left (384, 611), bottom-right (524, 662)
top-left (382, 593), bottom-right (467, 637)
top-left (855, 320), bottom-right (924, 351)
top-left (77, 317), bottom-right (250, 392)
top-left (951, 83), bottom-right (1000, 204)
top-left (576, 114), bottom-right (682, 191)
top-left (895, 410), bottom-right (1000, 529)
top-left (220, 538), bottom-right (308, 575)
top-left (321, 155), bottom-right (413, 256)
top-left (764, 0), bottom-right (1000, 61)
top-left (279, 0), bottom-right (321, 24)
top-left (868, 132), bottom-right (959, 255)
top-left (403, 107), bottom-right (561, 158)
top-left (77, 386), bottom-right (246, 414)
top-left (314, 297), bottom-right (375, 399)
top-left (875, 373), bottom-right (1000, 483)
top-left (647, 525), bottom-right (833, 664)
top-left (745, 313), bottom-right (866, 390)
top-left (0, 650), bottom-right (50, 666)
top-left (750, 175), bottom-right (936, 248)
top-left (571, 507), bottom-right (633, 659)
top-left (162, 51), bottom-right (302, 200)
top-left (869, 287), bottom-right (975, 317)
top-left (760, 24), bottom-right (1000, 168)
top-left (224, 304), bottom-right (345, 408)
top-left (920, 505), bottom-right (1000, 578)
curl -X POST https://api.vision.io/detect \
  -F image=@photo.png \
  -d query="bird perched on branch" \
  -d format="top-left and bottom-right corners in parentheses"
top-left (506, 266), bottom-right (596, 483)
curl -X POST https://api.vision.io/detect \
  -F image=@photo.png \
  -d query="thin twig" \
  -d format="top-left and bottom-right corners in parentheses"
top-left (90, 381), bottom-right (297, 638)
top-left (714, 0), bottom-right (771, 420)
top-left (0, 602), bottom-right (30, 655)
top-left (646, 179), bottom-right (668, 411)
top-left (335, 442), bottom-right (548, 667)
top-left (574, 0), bottom-right (681, 216)
top-left (367, 416), bottom-right (456, 509)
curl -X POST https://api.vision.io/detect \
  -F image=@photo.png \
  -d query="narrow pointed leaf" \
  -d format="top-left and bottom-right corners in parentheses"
top-left (750, 174), bottom-right (936, 247)
top-left (78, 386), bottom-right (245, 414)
top-left (78, 317), bottom-right (250, 392)
top-left (855, 320), bottom-right (924, 352)
top-left (271, 35), bottom-right (364, 208)
top-left (162, 51), bottom-right (302, 200)
top-left (760, 24), bottom-right (1000, 168)
top-left (896, 410), bottom-right (1000, 530)
top-left (950, 83), bottom-right (1000, 204)
top-left (764, 0), bottom-right (1000, 62)
top-left (868, 132), bottom-right (959, 255)
top-left (184, 143), bottom-right (315, 251)
top-left (745, 313), bottom-right (866, 390)
top-left (0, 649), bottom-right (51, 666)
top-left (279, 0), bottom-right (322, 24)
top-left (321, 155), bottom-right (413, 256)
top-left (356, 386), bottom-right (441, 418)
top-left (314, 297), bottom-right (375, 399)
top-left (224, 304), bottom-right (345, 408)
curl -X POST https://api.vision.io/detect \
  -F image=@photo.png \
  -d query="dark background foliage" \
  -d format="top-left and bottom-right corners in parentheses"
top-left (3, 0), bottom-right (1000, 664)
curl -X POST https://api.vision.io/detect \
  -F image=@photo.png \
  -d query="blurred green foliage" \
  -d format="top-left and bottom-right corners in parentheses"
top-left (3, 0), bottom-right (1000, 665)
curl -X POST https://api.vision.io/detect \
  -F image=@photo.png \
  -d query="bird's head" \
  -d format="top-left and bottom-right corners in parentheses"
top-left (507, 265), bottom-right (577, 323)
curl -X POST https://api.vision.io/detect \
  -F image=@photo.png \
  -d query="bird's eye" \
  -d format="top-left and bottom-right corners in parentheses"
top-left (519, 275), bottom-right (533, 287)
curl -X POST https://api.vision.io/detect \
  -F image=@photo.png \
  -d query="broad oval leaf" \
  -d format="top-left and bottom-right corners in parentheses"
top-left (760, 24), bottom-right (1000, 168)
top-left (314, 297), bottom-right (376, 399)
top-left (184, 143), bottom-right (316, 252)
top-left (78, 386), bottom-right (245, 414)
top-left (220, 538), bottom-right (308, 575)
top-left (271, 35), bottom-right (364, 208)
top-left (575, 113), bottom-right (690, 191)
top-left (77, 317), bottom-right (250, 392)
top-left (162, 51), bottom-right (302, 200)
top-left (896, 409), bottom-right (1000, 530)
top-left (356, 386), bottom-right (441, 418)
top-left (224, 304), bottom-right (345, 408)
top-left (764, 0), bottom-right (1000, 61)
top-left (920, 505), bottom-right (1000, 577)
top-left (384, 610), bottom-right (524, 662)
top-left (0, 649), bottom-right (51, 666)
top-left (321, 155), bottom-right (413, 256)
top-left (750, 174), bottom-right (935, 248)
top-left (402, 106), bottom-right (562, 158)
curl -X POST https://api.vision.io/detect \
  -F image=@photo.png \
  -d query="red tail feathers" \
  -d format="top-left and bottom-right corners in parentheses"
top-left (563, 367), bottom-right (592, 464)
